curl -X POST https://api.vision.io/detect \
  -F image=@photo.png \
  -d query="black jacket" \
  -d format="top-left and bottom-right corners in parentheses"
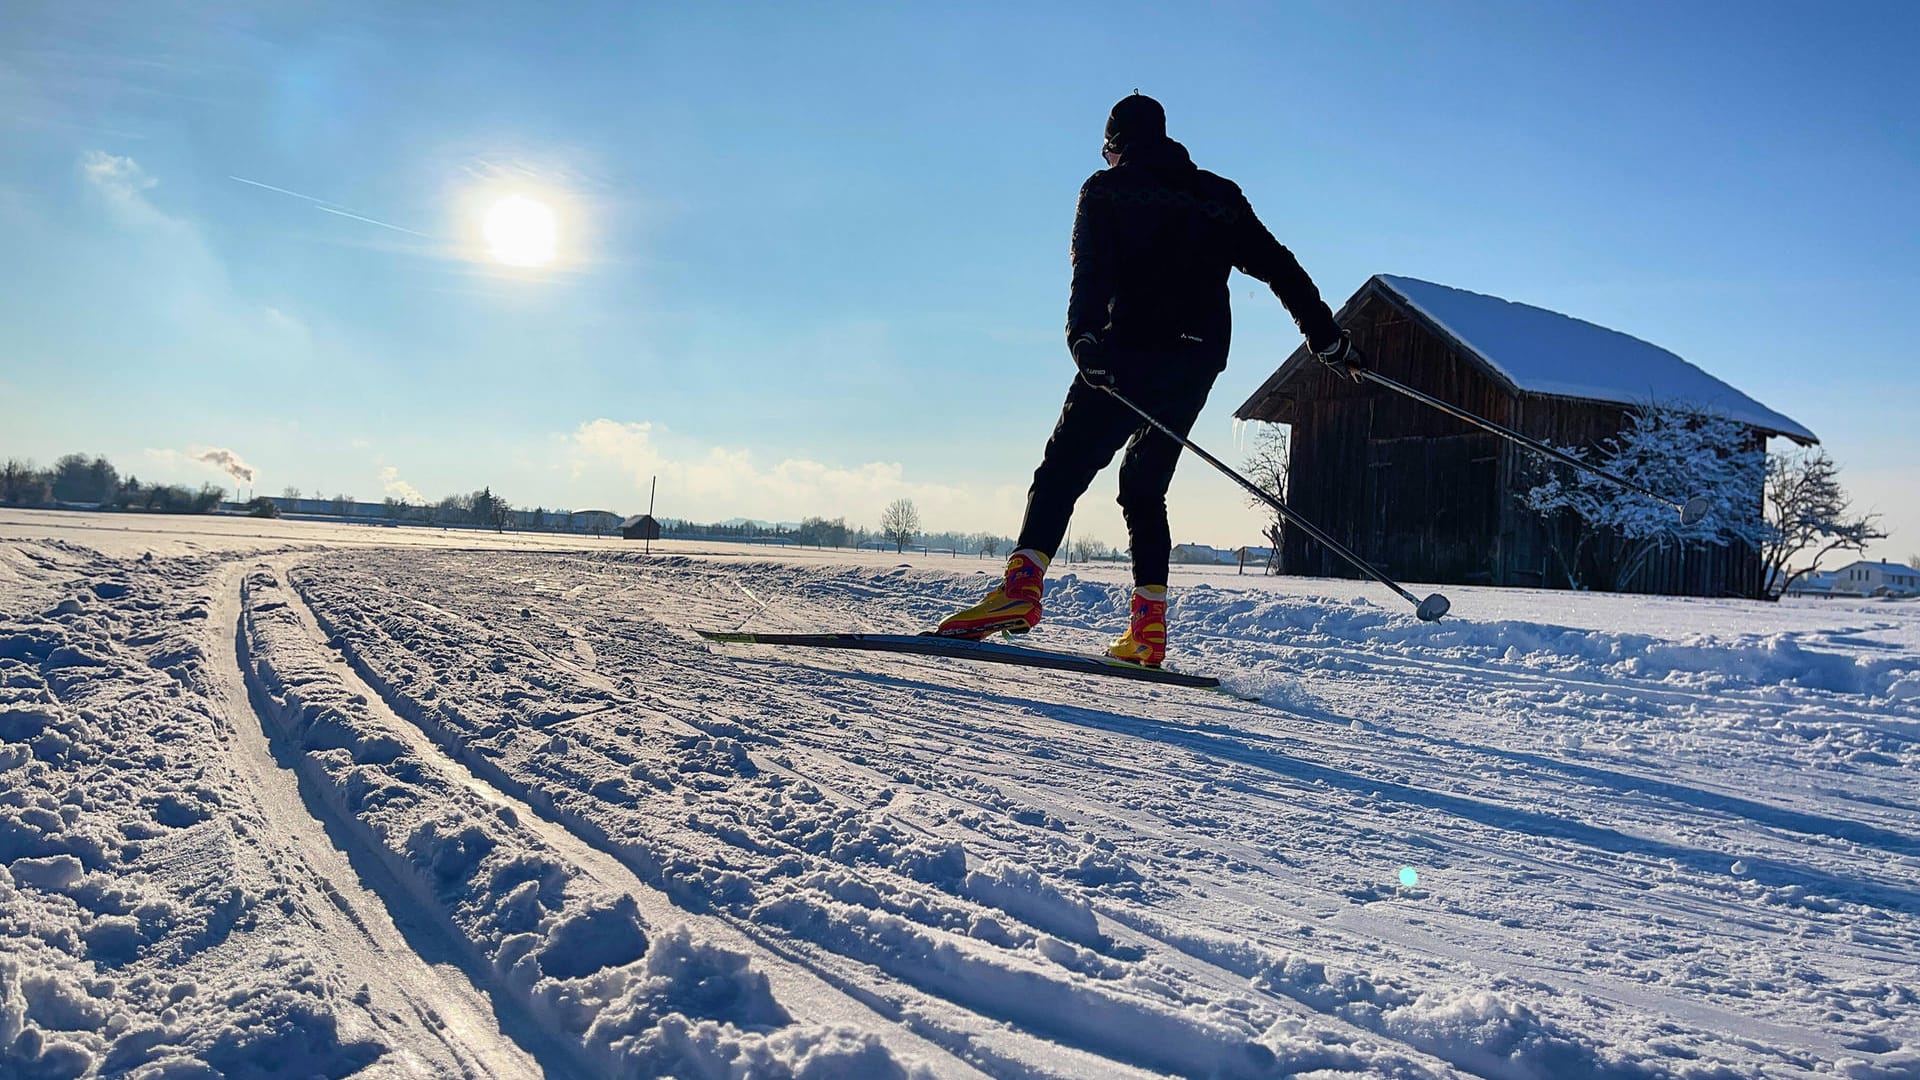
top-left (1066, 136), bottom-right (1341, 372)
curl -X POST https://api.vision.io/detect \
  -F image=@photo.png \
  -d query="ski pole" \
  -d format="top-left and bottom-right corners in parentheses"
top-left (1350, 368), bottom-right (1710, 527)
top-left (1101, 385), bottom-right (1450, 622)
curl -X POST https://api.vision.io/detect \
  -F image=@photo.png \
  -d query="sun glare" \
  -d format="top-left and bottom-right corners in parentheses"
top-left (483, 194), bottom-right (558, 267)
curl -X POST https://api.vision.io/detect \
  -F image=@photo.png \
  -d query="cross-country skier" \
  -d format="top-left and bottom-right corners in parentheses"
top-left (936, 92), bottom-right (1364, 666)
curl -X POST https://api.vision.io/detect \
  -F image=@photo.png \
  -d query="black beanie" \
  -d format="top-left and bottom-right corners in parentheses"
top-left (1104, 93), bottom-right (1166, 154)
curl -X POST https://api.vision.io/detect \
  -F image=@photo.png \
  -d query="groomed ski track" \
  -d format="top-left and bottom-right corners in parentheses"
top-left (3, 513), bottom-right (1916, 1078)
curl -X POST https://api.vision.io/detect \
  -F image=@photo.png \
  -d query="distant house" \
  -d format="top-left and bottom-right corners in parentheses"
top-left (269, 496), bottom-right (389, 521)
top-left (569, 509), bottom-right (622, 535)
top-left (1171, 543), bottom-right (1236, 565)
top-left (1235, 275), bottom-right (1817, 597)
top-left (1830, 561), bottom-right (1920, 598)
top-left (620, 514), bottom-right (661, 541)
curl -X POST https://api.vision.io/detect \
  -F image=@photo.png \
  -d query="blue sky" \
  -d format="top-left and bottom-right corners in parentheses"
top-left (3, 1), bottom-right (1915, 559)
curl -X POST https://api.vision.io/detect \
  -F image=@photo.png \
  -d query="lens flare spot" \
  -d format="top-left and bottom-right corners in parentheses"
top-left (1398, 866), bottom-right (1419, 888)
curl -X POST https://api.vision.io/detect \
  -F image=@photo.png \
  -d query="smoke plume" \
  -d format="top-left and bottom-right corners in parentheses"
top-left (195, 448), bottom-right (256, 485)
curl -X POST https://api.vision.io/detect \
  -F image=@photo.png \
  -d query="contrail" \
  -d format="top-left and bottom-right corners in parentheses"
top-left (230, 174), bottom-right (429, 237)
top-left (228, 174), bottom-right (341, 207)
top-left (314, 204), bottom-right (428, 236)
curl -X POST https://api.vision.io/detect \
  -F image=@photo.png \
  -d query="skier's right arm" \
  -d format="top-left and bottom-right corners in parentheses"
top-left (1065, 176), bottom-right (1116, 353)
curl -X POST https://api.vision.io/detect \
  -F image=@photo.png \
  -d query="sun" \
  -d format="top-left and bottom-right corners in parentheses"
top-left (482, 194), bottom-right (558, 267)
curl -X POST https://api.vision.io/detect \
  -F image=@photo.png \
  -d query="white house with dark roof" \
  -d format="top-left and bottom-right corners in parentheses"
top-left (1236, 275), bottom-right (1815, 596)
top-left (1830, 561), bottom-right (1920, 597)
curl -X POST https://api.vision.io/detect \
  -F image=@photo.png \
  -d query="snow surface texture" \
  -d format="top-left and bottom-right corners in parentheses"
top-left (1375, 275), bottom-right (1816, 442)
top-left (2, 516), bottom-right (1918, 1078)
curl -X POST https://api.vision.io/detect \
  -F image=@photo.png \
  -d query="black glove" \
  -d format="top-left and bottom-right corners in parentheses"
top-left (1072, 333), bottom-right (1115, 388)
top-left (1315, 331), bottom-right (1365, 382)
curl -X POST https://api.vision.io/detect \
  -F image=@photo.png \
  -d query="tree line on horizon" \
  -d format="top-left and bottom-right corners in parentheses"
top-left (657, 501), bottom-right (1129, 561)
top-left (0, 454), bottom-right (250, 516)
top-left (1, 453), bottom-right (1104, 554)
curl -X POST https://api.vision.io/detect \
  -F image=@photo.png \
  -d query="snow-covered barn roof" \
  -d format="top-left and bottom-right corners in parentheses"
top-left (1237, 275), bottom-right (1817, 444)
top-left (1375, 276), bottom-right (1814, 442)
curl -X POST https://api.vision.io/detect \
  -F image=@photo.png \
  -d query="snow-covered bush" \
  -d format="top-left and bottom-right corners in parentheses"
top-left (1523, 402), bottom-right (1765, 592)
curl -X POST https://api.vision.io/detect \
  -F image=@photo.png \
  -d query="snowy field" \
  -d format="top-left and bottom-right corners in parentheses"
top-left (2, 508), bottom-right (1916, 1079)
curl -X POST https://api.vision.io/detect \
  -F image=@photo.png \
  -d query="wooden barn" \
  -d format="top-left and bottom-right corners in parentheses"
top-left (1234, 275), bottom-right (1817, 596)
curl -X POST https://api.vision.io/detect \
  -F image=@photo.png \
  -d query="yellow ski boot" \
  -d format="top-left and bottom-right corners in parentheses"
top-left (934, 549), bottom-right (1048, 639)
top-left (1106, 585), bottom-right (1168, 667)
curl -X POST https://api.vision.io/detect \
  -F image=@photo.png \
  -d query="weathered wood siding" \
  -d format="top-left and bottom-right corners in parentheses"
top-left (1257, 287), bottom-right (1763, 597)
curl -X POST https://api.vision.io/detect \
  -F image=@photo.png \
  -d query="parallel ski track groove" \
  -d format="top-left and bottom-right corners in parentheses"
top-left (253, 561), bottom-right (1003, 1078)
top-left (213, 566), bottom-right (555, 1078)
top-left (283, 556), bottom-right (1514, 1078)
top-left (277, 560), bottom-right (1200, 1080)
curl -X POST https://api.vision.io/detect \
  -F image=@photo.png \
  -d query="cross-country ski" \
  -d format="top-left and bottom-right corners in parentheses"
top-left (697, 629), bottom-right (1226, 688)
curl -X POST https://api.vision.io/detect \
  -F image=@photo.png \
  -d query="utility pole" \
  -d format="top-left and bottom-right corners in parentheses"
top-left (645, 475), bottom-right (656, 555)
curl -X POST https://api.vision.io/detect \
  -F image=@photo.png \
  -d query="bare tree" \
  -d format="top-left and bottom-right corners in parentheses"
top-left (880, 498), bottom-right (920, 552)
top-left (1758, 447), bottom-right (1885, 598)
top-left (281, 486), bottom-right (302, 500)
top-left (978, 535), bottom-right (1001, 559)
top-left (1242, 423), bottom-right (1288, 574)
top-left (1071, 535), bottom-right (1105, 563)
top-left (1909, 554), bottom-right (1920, 572)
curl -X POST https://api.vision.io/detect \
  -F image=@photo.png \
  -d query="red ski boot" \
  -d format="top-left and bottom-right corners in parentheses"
top-left (934, 549), bottom-right (1048, 639)
top-left (1106, 585), bottom-right (1167, 667)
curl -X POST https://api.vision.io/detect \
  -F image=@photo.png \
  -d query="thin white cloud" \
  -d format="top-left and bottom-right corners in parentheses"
top-left (80, 151), bottom-right (156, 202)
top-left (564, 419), bottom-right (1022, 530)
top-left (73, 150), bottom-right (314, 366)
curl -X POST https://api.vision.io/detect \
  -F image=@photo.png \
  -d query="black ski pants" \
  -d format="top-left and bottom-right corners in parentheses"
top-left (1014, 365), bottom-right (1219, 587)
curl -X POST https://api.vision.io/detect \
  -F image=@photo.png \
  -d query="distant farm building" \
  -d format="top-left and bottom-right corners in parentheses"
top-left (1829, 561), bottom-right (1920, 598)
top-left (1171, 543), bottom-right (1237, 566)
top-left (569, 509), bottom-right (622, 535)
top-left (621, 514), bottom-right (661, 541)
top-left (1235, 275), bottom-right (1816, 597)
